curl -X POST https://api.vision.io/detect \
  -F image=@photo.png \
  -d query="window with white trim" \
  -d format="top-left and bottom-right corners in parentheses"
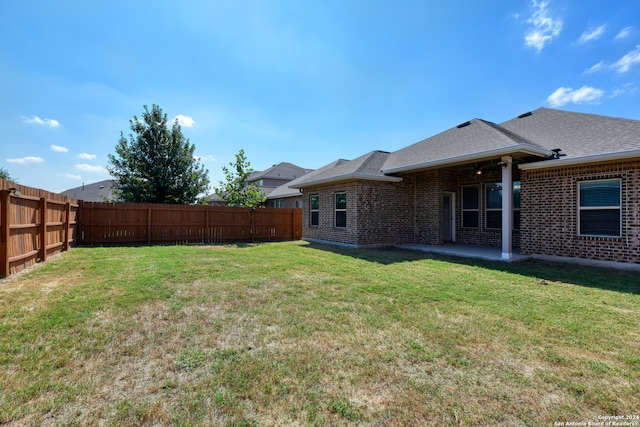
top-left (484, 182), bottom-right (521, 230)
top-left (513, 181), bottom-right (521, 230)
top-left (485, 183), bottom-right (502, 229)
top-left (462, 185), bottom-right (479, 228)
top-left (578, 179), bottom-right (621, 237)
top-left (310, 195), bottom-right (319, 226)
top-left (335, 192), bottom-right (347, 228)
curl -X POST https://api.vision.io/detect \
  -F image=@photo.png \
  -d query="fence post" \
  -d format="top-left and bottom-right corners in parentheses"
top-left (40, 197), bottom-right (47, 262)
top-left (0, 190), bottom-right (9, 276)
top-left (63, 202), bottom-right (71, 251)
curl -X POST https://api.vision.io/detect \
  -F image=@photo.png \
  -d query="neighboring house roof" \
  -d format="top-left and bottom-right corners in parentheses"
top-left (501, 108), bottom-right (640, 170)
top-left (249, 162), bottom-right (310, 182)
top-left (61, 179), bottom-right (117, 201)
top-left (381, 118), bottom-right (553, 175)
top-left (289, 151), bottom-right (402, 189)
top-left (267, 162), bottom-right (340, 199)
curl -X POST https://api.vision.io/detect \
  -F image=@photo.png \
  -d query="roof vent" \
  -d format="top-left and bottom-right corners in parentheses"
top-left (456, 121), bottom-right (471, 128)
top-left (518, 111), bottom-right (532, 118)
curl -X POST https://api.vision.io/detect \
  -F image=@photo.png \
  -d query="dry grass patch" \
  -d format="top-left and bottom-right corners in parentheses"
top-left (1, 242), bottom-right (638, 426)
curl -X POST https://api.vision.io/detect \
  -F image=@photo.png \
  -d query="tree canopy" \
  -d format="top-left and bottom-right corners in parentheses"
top-left (107, 104), bottom-right (210, 204)
top-left (0, 167), bottom-right (15, 182)
top-left (215, 149), bottom-right (266, 207)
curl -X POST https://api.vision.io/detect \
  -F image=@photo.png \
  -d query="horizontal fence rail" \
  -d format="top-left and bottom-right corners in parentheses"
top-left (0, 179), bottom-right (79, 276)
top-left (78, 202), bottom-right (302, 245)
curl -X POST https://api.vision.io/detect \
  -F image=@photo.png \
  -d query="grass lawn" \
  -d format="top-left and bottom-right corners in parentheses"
top-left (0, 241), bottom-right (638, 426)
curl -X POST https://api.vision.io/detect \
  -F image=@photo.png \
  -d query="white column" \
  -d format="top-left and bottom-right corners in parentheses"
top-left (501, 155), bottom-right (513, 260)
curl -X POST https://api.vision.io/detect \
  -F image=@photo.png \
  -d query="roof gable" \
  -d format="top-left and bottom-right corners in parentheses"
top-left (382, 118), bottom-right (552, 174)
top-left (289, 151), bottom-right (401, 189)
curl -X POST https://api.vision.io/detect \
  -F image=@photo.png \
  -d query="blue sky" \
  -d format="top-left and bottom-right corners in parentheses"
top-left (1, 0), bottom-right (639, 194)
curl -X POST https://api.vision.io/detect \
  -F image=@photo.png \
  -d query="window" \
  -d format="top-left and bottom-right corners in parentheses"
top-left (485, 183), bottom-right (502, 229)
top-left (296, 200), bottom-right (302, 209)
top-left (462, 185), bottom-right (479, 228)
top-left (485, 182), bottom-right (521, 230)
top-left (513, 182), bottom-right (521, 230)
top-left (335, 192), bottom-right (347, 228)
top-left (578, 179), bottom-right (621, 237)
top-left (274, 199), bottom-right (284, 208)
top-left (310, 195), bottom-right (319, 226)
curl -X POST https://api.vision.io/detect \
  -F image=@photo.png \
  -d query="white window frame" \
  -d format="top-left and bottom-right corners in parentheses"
top-left (578, 178), bottom-right (622, 238)
top-left (513, 181), bottom-right (521, 230)
top-left (335, 192), bottom-right (347, 228)
top-left (461, 185), bottom-right (479, 228)
top-left (485, 182), bottom-right (521, 230)
top-left (485, 183), bottom-right (502, 230)
top-left (310, 194), bottom-right (319, 227)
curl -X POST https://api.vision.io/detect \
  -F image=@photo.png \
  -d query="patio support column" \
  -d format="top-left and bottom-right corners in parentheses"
top-left (501, 155), bottom-right (513, 260)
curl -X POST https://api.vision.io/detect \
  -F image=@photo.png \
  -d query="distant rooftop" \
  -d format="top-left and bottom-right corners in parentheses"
top-left (61, 179), bottom-right (117, 201)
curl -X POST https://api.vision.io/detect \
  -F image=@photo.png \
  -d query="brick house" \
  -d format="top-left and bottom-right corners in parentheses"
top-left (289, 108), bottom-right (640, 265)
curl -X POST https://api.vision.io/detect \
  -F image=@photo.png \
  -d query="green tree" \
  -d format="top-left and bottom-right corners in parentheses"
top-left (215, 149), bottom-right (266, 207)
top-left (107, 104), bottom-right (210, 204)
top-left (0, 167), bottom-right (15, 181)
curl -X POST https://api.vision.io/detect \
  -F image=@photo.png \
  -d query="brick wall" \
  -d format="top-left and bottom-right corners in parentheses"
top-left (301, 180), bottom-right (414, 246)
top-left (521, 160), bottom-right (640, 264)
top-left (353, 179), bottom-right (414, 245)
top-left (301, 165), bottom-right (522, 248)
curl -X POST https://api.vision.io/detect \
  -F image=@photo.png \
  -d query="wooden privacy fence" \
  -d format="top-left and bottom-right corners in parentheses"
top-left (78, 202), bottom-right (302, 245)
top-left (0, 179), bottom-right (79, 277)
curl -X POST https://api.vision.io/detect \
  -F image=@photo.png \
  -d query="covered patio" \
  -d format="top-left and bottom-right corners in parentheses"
top-left (396, 243), bottom-right (531, 263)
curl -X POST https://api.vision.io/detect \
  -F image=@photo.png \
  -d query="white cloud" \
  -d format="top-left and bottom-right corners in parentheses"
top-left (175, 114), bottom-right (195, 127)
top-left (194, 154), bottom-right (215, 162)
top-left (50, 144), bottom-right (68, 152)
top-left (615, 26), bottom-right (633, 41)
top-left (584, 60), bottom-right (605, 74)
top-left (6, 156), bottom-right (45, 164)
top-left (524, 1), bottom-right (563, 52)
top-left (577, 25), bottom-right (606, 44)
top-left (23, 116), bottom-right (61, 128)
top-left (78, 153), bottom-right (97, 160)
top-left (63, 173), bottom-right (82, 180)
top-left (547, 86), bottom-right (605, 107)
top-left (611, 45), bottom-right (640, 73)
top-left (75, 164), bottom-right (106, 173)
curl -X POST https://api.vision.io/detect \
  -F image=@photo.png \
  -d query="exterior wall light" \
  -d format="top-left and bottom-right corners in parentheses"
top-left (8, 187), bottom-right (22, 197)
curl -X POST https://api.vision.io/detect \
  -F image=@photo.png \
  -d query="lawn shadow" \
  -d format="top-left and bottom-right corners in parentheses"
top-left (302, 242), bottom-right (640, 295)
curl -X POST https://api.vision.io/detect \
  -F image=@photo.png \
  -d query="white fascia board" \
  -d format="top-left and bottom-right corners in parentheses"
top-left (518, 149), bottom-right (640, 170)
top-left (382, 146), bottom-right (552, 175)
top-left (289, 173), bottom-right (403, 189)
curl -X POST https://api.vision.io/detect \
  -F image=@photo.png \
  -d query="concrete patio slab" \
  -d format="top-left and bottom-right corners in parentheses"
top-left (395, 243), bottom-right (532, 263)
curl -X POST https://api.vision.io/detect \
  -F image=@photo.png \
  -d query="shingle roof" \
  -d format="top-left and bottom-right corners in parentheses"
top-left (382, 118), bottom-right (553, 174)
top-left (500, 107), bottom-right (640, 158)
top-left (61, 179), bottom-right (117, 201)
top-left (248, 162), bottom-right (310, 182)
top-left (289, 151), bottom-right (402, 189)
